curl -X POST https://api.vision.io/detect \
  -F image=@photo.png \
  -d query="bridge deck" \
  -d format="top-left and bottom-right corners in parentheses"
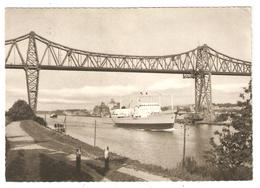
top-left (5, 64), bottom-right (251, 76)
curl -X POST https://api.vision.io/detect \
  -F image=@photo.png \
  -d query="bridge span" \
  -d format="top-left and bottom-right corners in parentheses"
top-left (5, 31), bottom-right (251, 120)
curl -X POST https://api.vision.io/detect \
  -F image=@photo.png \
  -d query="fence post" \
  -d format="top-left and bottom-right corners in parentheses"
top-left (182, 122), bottom-right (187, 169)
top-left (64, 114), bottom-right (67, 133)
top-left (76, 147), bottom-right (81, 174)
top-left (94, 120), bottom-right (96, 147)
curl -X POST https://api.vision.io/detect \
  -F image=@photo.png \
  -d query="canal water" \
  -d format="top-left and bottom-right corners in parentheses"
top-left (41, 115), bottom-right (223, 169)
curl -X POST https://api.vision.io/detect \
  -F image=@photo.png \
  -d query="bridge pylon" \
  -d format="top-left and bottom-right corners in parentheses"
top-left (24, 32), bottom-right (40, 112)
top-left (194, 45), bottom-right (213, 121)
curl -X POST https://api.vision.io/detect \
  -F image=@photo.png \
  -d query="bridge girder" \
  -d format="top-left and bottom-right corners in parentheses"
top-left (5, 32), bottom-right (251, 75)
top-left (5, 32), bottom-right (251, 115)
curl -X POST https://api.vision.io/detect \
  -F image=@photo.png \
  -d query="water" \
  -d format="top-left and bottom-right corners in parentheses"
top-left (40, 114), bottom-right (223, 169)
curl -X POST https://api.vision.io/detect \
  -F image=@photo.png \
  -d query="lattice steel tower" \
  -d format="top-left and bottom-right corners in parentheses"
top-left (194, 45), bottom-right (212, 120)
top-left (24, 32), bottom-right (40, 112)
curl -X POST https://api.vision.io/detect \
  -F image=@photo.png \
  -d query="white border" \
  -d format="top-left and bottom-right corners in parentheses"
top-left (1, 1), bottom-right (259, 188)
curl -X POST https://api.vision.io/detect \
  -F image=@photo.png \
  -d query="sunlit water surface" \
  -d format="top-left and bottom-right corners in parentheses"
top-left (40, 115), bottom-right (223, 169)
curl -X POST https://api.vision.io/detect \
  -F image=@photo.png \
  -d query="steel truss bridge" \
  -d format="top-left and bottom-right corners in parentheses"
top-left (5, 31), bottom-right (251, 120)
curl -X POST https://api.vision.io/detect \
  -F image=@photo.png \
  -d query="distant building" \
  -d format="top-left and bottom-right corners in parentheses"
top-left (92, 102), bottom-right (111, 117)
top-left (108, 98), bottom-right (120, 110)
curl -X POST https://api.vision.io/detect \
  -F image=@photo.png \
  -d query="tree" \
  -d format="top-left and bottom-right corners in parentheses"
top-left (100, 102), bottom-right (110, 116)
top-left (204, 81), bottom-right (252, 180)
top-left (109, 98), bottom-right (116, 104)
top-left (6, 100), bottom-right (35, 121)
top-left (6, 99), bottom-right (47, 127)
top-left (92, 102), bottom-right (111, 117)
top-left (92, 105), bottom-right (101, 116)
top-left (215, 113), bottom-right (229, 122)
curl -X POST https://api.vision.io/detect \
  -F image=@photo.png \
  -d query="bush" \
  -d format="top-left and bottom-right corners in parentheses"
top-left (6, 100), bottom-right (35, 121)
top-left (215, 113), bottom-right (229, 122)
top-left (6, 99), bottom-right (47, 127)
top-left (204, 81), bottom-right (252, 180)
top-left (205, 165), bottom-right (252, 181)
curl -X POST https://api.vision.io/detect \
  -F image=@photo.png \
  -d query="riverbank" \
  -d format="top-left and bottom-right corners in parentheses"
top-left (6, 120), bottom-right (210, 181)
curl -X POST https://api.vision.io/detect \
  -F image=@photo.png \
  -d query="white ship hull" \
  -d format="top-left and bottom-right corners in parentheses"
top-left (112, 113), bottom-right (175, 129)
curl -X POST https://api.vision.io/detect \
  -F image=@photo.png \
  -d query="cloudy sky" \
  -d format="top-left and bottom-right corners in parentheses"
top-left (5, 8), bottom-right (251, 111)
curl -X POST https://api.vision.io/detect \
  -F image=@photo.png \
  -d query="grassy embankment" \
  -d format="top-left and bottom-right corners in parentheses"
top-left (6, 120), bottom-right (142, 181)
top-left (23, 120), bottom-right (211, 180)
top-left (6, 119), bottom-right (213, 181)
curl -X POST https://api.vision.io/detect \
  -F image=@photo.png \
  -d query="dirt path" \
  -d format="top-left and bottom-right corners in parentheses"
top-left (6, 121), bottom-right (99, 181)
top-left (118, 167), bottom-right (172, 181)
top-left (6, 121), bottom-right (51, 151)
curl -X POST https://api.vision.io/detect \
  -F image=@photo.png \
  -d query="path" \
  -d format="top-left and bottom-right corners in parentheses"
top-left (6, 121), bottom-right (105, 181)
top-left (118, 167), bottom-right (172, 181)
top-left (6, 121), bottom-right (51, 180)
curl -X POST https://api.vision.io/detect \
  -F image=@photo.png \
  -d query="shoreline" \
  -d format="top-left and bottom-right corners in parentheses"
top-left (6, 119), bottom-right (210, 181)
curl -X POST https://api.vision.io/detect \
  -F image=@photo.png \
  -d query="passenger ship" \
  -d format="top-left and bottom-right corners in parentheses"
top-left (111, 102), bottom-right (176, 130)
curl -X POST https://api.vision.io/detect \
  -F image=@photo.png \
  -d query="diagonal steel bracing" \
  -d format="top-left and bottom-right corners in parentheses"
top-left (5, 32), bottom-right (251, 115)
top-left (24, 32), bottom-right (40, 112)
top-left (5, 32), bottom-right (251, 76)
top-left (195, 73), bottom-right (212, 119)
top-left (195, 45), bottom-right (212, 120)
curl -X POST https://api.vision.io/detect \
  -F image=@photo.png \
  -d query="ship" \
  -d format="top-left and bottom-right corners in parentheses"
top-left (50, 113), bottom-right (58, 118)
top-left (111, 102), bottom-right (176, 130)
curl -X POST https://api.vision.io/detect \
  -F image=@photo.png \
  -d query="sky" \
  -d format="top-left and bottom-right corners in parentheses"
top-left (5, 8), bottom-right (251, 111)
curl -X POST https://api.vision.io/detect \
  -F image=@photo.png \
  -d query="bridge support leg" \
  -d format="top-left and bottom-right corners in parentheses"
top-left (195, 72), bottom-right (212, 120)
top-left (24, 32), bottom-right (40, 112)
top-left (194, 45), bottom-right (213, 121)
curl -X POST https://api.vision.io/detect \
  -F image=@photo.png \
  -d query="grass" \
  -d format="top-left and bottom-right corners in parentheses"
top-left (6, 149), bottom-right (93, 181)
top-left (6, 119), bottom-right (253, 181)
top-left (12, 119), bottom-right (245, 181)
top-left (6, 150), bottom-right (25, 181)
top-left (20, 120), bottom-right (129, 169)
top-left (126, 158), bottom-right (212, 181)
top-left (38, 153), bottom-right (93, 181)
top-left (19, 120), bottom-right (214, 181)
top-left (6, 120), bottom-right (145, 181)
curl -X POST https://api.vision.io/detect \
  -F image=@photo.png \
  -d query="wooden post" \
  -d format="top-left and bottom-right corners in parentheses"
top-left (64, 114), bottom-right (67, 133)
top-left (76, 147), bottom-right (81, 174)
top-left (182, 122), bottom-right (187, 169)
top-left (94, 120), bottom-right (96, 147)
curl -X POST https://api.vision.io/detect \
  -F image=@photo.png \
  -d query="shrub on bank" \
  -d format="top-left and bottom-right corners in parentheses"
top-left (172, 157), bottom-right (212, 180)
top-left (204, 165), bottom-right (252, 181)
top-left (6, 100), bottom-right (35, 121)
top-left (204, 81), bottom-right (252, 180)
top-left (6, 99), bottom-right (47, 127)
top-left (175, 156), bottom-right (252, 181)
